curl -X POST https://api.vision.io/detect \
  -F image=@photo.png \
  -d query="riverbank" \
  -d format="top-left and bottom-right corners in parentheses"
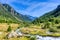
top-left (20, 27), bottom-right (60, 37)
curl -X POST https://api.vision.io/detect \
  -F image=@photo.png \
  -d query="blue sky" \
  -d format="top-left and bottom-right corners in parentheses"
top-left (0, 0), bottom-right (60, 17)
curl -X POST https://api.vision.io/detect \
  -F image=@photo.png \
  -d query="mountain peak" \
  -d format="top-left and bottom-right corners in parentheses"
top-left (57, 5), bottom-right (60, 8)
top-left (56, 5), bottom-right (60, 11)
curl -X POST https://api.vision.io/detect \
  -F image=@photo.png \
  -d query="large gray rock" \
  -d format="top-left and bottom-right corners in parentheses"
top-left (7, 29), bottom-right (23, 38)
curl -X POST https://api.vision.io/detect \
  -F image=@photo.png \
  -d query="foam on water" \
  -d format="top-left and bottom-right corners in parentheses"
top-left (36, 35), bottom-right (60, 40)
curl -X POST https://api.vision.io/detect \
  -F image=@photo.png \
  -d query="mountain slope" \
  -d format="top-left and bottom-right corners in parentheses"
top-left (2, 4), bottom-right (35, 22)
top-left (0, 3), bottom-right (20, 23)
top-left (32, 5), bottom-right (60, 34)
top-left (0, 3), bottom-right (36, 23)
top-left (32, 5), bottom-right (60, 24)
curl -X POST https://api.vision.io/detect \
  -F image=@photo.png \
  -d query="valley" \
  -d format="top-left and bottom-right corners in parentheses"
top-left (0, 2), bottom-right (60, 40)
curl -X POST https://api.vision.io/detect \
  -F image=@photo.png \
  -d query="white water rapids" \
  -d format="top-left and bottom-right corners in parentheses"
top-left (36, 35), bottom-right (60, 40)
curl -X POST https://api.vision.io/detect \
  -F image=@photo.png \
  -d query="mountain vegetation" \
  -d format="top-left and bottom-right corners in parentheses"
top-left (0, 3), bottom-right (35, 23)
top-left (32, 5), bottom-right (60, 33)
top-left (32, 5), bottom-right (60, 24)
top-left (0, 2), bottom-right (60, 40)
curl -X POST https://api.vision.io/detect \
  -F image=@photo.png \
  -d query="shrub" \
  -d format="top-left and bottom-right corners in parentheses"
top-left (7, 26), bottom-right (12, 32)
top-left (42, 22), bottom-right (50, 29)
top-left (48, 18), bottom-right (54, 22)
top-left (57, 26), bottom-right (60, 29)
top-left (30, 36), bottom-right (36, 40)
top-left (49, 28), bottom-right (57, 33)
top-left (55, 20), bottom-right (59, 24)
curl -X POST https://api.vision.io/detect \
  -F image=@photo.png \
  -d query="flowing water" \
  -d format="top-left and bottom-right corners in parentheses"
top-left (36, 35), bottom-right (60, 40)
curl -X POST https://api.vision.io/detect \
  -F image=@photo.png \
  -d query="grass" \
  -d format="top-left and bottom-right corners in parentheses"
top-left (0, 23), bottom-right (60, 40)
top-left (0, 23), bottom-right (19, 31)
top-left (0, 23), bottom-right (30, 40)
top-left (21, 27), bottom-right (46, 35)
top-left (20, 25), bottom-right (60, 37)
top-left (0, 23), bottom-right (36, 40)
top-left (7, 37), bottom-right (29, 40)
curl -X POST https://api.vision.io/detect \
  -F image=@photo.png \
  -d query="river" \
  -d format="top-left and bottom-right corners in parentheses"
top-left (36, 35), bottom-right (60, 40)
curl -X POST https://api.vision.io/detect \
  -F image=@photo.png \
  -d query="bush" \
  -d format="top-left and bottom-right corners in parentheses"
top-left (57, 26), bottom-right (60, 29)
top-left (49, 28), bottom-right (57, 33)
top-left (7, 26), bottom-right (12, 32)
top-left (42, 22), bottom-right (50, 29)
top-left (55, 20), bottom-right (59, 24)
top-left (48, 18), bottom-right (54, 22)
top-left (30, 36), bottom-right (36, 40)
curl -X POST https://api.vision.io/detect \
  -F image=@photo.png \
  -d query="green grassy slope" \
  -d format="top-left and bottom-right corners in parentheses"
top-left (0, 3), bottom-right (35, 23)
top-left (0, 3), bottom-right (19, 23)
top-left (3, 4), bottom-right (35, 22)
top-left (32, 5), bottom-right (60, 24)
top-left (32, 5), bottom-right (60, 34)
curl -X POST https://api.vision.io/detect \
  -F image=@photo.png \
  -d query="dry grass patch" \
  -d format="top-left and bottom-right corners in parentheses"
top-left (0, 23), bottom-right (8, 31)
top-left (0, 23), bottom-right (19, 31)
top-left (10, 23), bottom-right (19, 30)
top-left (21, 27), bottom-right (46, 35)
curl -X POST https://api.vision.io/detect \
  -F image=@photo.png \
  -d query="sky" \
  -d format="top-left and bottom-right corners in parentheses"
top-left (0, 0), bottom-right (60, 17)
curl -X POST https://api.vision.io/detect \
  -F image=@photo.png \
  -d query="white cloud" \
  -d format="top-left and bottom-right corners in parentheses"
top-left (0, 0), bottom-right (60, 17)
top-left (29, 2), bottom-right (59, 17)
top-left (18, 2), bottom-right (59, 17)
top-left (25, 2), bottom-right (47, 12)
